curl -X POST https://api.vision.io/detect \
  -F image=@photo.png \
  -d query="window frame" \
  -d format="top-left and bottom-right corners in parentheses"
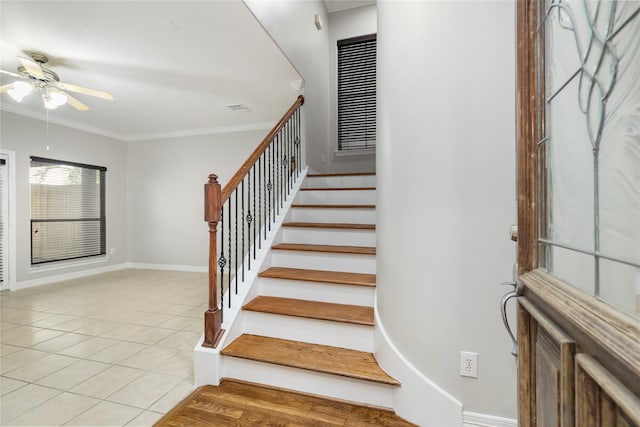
top-left (337, 33), bottom-right (377, 153)
top-left (29, 156), bottom-right (107, 266)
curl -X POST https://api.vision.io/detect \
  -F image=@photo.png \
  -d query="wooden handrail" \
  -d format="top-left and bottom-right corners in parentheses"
top-left (202, 95), bottom-right (304, 348)
top-left (221, 95), bottom-right (304, 203)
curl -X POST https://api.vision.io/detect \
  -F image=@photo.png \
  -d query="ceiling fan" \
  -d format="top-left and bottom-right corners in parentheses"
top-left (0, 52), bottom-right (113, 111)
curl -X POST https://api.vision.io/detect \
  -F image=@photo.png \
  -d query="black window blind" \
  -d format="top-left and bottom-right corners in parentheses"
top-left (30, 157), bottom-right (106, 265)
top-left (338, 34), bottom-right (377, 151)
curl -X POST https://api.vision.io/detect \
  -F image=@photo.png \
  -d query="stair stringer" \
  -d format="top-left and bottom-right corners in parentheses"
top-left (374, 307), bottom-right (464, 426)
top-left (193, 167), bottom-right (309, 387)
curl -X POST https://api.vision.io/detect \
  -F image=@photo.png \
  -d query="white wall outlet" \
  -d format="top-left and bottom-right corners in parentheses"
top-left (460, 351), bottom-right (478, 378)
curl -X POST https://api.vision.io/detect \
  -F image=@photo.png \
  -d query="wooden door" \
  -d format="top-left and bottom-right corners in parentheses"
top-left (516, 0), bottom-right (640, 426)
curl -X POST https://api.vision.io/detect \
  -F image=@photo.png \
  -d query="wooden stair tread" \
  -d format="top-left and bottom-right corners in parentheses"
top-left (243, 296), bottom-right (374, 325)
top-left (222, 334), bottom-right (400, 386)
top-left (272, 243), bottom-right (375, 255)
top-left (292, 204), bottom-right (376, 209)
top-left (283, 222), bottom-right (375, 230)
top-left (307, 172), bottom-right (375, 177)
top-left (259, 267), bottom-right (376, 287)
top-left (300, 187), bottom-right (376, 191)
top-left (155, 380), bottom-right (416, 426)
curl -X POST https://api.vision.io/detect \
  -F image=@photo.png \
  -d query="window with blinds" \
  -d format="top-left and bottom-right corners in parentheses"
top-left (338, 34), bottom-right (376, 151)
top-left (30, 157), bottom-right (106, 265)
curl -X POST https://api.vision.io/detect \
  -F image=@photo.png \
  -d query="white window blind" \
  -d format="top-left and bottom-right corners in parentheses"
top-left (338, 34), bottom-right (376, 151)
top-left (30, 157), bottom-right (106, 265)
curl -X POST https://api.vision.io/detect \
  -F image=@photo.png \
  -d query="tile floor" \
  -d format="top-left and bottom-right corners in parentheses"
top-left (0, 269), bottom-right (208, 426)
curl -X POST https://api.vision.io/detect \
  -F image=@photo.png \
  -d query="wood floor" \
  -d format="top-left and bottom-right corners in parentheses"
top-left (154, 379), bottom-right (416, 426)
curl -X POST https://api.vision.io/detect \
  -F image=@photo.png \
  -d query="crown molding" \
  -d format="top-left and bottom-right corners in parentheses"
top-left (124, 121), bottom-right (276, 142)
top-left (0, 103), bottom-right (126, 141)
top-left (1, 104), bottom-right (276, 142)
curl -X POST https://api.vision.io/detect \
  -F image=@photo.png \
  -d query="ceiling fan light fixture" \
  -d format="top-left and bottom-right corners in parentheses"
top-left (7, 81), bottom-right (33, 102)
top-left (42, 91), bottom-right (67, 110)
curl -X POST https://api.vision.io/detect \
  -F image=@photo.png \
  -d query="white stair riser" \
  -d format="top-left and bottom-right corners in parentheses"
top-left (271, 251), bottom-right (375, 274)
top-left (281, 228), bottom-right (376, 246)
top-left (304, 175), bottom-right (376, 188)
top-left (222, 357), bottom-right (394, 408)
top-left (243, 311), bottom-right (374, 352)
top-left (296, 189), bottom-right (376, 205)
top-left (289, 208), bottom-right (376, 224)
top-left (258, 278), bottom-right (375, 306)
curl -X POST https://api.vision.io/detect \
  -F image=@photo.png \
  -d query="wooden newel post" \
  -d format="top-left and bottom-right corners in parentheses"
top-left (203, 174), bottom-right (224, 348)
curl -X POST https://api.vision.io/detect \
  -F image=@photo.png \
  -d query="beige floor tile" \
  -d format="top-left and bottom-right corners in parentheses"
top-left (64, 400), bottom-right (142, 426)
top-left (155, 330), bottom-right (201, 351)
top-left (157, 315), bottom-right (198, 330)
top-left (107, 371), bottom-right (183, 409)
top-left (0, 384), bottom-right (60, 424)
top-left (87, 341), bottom-right (147, 364)
top-left (126, 327), bottom-right (176, 345)
top-left (0, 321), bottom-right (20, 332)
top-left (8, 392), bottom-right (99, 426)
top-left (119, 346), bottom-right (179, 370)
top-left (132, 312), bottom-right (176, 327)
top-left (1, 326), bottom-right (66, 347)
top-left (70, 365), bottom-right (144, 399)
top-left (31, 332), bottom-right (92, 353)
top-left (0, 343), bottom-right (22, 356)
top-left (29, 314), bottom-right (77, 328)
top-left (99, 324), bottom-right (149, 340)
top-left (0, 348), bottom-right (49, 374)
top-left (151, 350), bottom-right (193, 379)
top-left (3, 353), bottom-right (78, 382)
top-left (35, 359), bottom-right (110, 391)
top-left (73, 319), bottom-right (126, 336)
top-left (52, 316), bottom-right (98, 332)
top-left (0, 376), bottom-right (27, 396)
top-left (0, 308), bottom-right (54, 324)
top-left (126, 410), bottom-right (164, 426)
top-left (148, 380), bottom-right (196, 413)
top-left (58, 336), bottom-right (118, 358)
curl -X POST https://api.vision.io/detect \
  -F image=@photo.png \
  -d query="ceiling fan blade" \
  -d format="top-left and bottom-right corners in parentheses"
top-left (0, 69), bottom-right (23, 79)
top-left (0, 84), bottom-right (13, 94)
top-left (64, 92), bottom-right (90, 111)
top-left (58, 82), bottom-right (113, 100)
top-left (18, 56), bottom-right (45, 79)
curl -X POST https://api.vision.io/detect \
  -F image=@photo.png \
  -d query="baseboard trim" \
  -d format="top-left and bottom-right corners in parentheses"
top-left (126, 262), bottom-right (207, 273)
top-left (463, 411), bottom-right (517, 427)
top-left (12, 262), bottom-right (208, 290)
top-left (13, 263), bottom-right (128, 290)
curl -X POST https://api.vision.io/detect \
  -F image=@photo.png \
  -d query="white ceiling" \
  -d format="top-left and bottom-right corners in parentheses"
top-left (324, 0), bottom-right (376, 13)
top-left (0, 1), bottom-right (301, 141)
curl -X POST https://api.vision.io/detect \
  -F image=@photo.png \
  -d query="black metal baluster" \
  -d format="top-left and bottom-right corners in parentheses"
top-left (246, 170), bottom-right (252, 270)
top-left (227, 200), bottom-right (232, 308)
top-left (252, 164), bottom-right (256, 260)
top-left (241, 179), bottom-right (245, 284)
top-left (218, 207), bottom-right (226, 317)
top-left (234, 190), bottom-right (238, 292)
top-left (258, 156), bottom-right (262, 248)
top-left (268, 145), bottom-right (272, 231)
top-left (297, 109), bottom-right (301, 176)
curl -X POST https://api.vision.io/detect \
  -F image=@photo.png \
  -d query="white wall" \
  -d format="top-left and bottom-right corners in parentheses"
top-left (377, 0), bottom-right (517, 420)
top-left (244, 0), bottom-right (331, 174)
top-left (327, 5), bottom-right (376, 174)
top-left (126, 130), bottom-right (266, 268)
top-left (0, 111), bottom-right (127, 283)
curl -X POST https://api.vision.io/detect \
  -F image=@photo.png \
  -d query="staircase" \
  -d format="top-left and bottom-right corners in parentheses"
top-left (219, 172), bottom-right (400, 407)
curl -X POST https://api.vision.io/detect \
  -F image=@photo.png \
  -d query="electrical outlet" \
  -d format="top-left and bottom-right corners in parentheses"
top-left (460, 351), bottom-right (478, 378)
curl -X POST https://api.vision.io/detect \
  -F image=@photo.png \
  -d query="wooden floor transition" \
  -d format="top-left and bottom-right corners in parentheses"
top-left (154, 379), bottom-right (416, 426)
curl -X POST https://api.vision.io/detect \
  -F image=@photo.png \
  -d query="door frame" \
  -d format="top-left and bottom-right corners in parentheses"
top-left (515, 1), bottom-right (640, 425)
top-left (0, 149), bottom-right (16, 291)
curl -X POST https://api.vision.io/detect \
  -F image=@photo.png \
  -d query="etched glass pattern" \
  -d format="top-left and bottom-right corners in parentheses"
top-left (539, 0), bottom-right (640, 316)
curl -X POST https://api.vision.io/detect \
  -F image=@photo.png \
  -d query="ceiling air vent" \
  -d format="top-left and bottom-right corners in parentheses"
top-left (225, 104), bottom-right (250, 112)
